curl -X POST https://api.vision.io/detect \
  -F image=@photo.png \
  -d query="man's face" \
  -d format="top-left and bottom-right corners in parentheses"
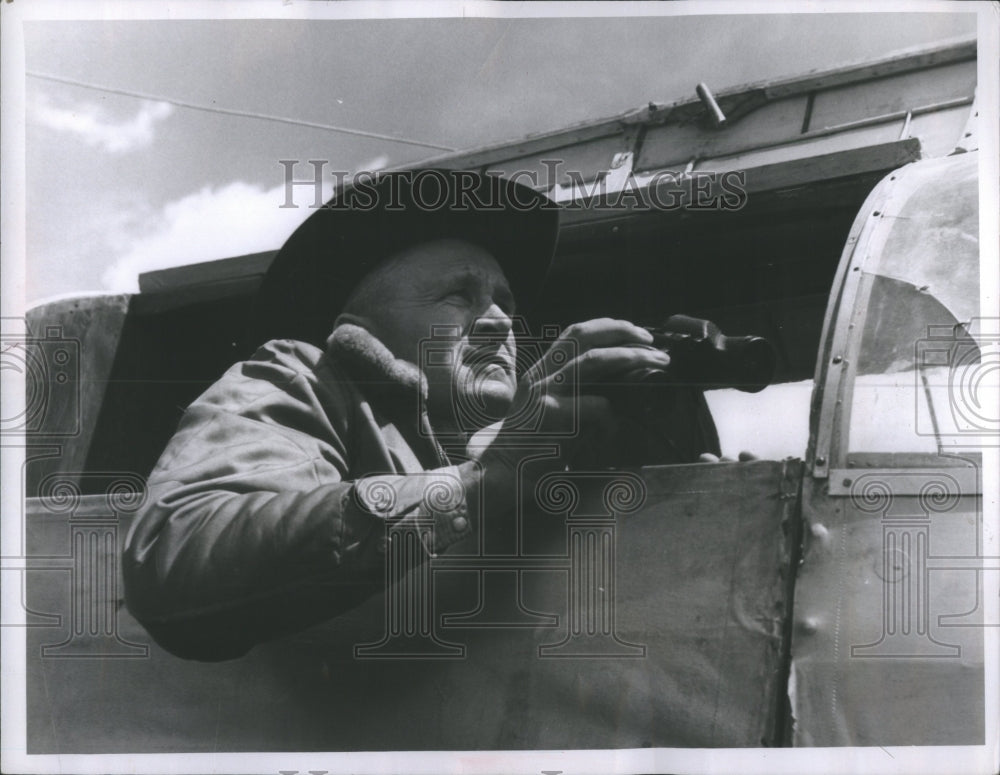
top-left (362, 239), bottom-right (518, 427)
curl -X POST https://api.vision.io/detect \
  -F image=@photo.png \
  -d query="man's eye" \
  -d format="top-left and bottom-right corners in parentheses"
top-left (443, 289), bottom-right (473, 304)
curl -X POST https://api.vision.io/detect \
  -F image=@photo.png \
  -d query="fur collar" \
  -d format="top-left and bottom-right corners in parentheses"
top-left (325, 323), bottom-right (428, 400)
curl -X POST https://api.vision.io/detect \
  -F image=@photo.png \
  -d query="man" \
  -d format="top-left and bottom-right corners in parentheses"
top-left (122, 169), bottom-right (679, 661)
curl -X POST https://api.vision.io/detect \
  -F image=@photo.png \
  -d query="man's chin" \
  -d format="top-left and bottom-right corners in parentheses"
top-left (461, 379), bottom-right (516, 413)
top-left (435, 374), bottom-right (515, 429)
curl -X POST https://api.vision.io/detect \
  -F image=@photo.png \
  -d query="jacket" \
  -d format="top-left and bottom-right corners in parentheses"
top-left (122, 323), bottom-right (478, 661)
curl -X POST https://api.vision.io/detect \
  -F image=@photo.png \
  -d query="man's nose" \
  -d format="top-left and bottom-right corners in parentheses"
top-left (470, 303), bottom-right (513, 337)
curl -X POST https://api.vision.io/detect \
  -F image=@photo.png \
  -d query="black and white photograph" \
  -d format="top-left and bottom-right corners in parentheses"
top-left (1, 2), bottom-right (998, 774)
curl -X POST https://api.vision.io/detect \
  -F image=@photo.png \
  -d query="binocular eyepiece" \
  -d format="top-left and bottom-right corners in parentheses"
top-left (621, 314), bottom-right (777, 393)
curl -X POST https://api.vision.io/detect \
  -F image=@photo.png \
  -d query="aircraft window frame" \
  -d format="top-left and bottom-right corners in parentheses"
top-left (812, 153), bottom-right (981, 480)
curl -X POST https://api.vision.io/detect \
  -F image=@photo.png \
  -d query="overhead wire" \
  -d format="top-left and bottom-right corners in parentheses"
top-left (26, 70), bottom-right (457, 152)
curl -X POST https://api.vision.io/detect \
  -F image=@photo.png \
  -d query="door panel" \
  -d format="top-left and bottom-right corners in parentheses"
top-left (25, 460), bottom-right (801, 752)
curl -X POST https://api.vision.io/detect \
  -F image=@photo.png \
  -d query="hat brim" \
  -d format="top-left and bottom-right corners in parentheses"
top-left (250, 169), bottom-right (560, 348)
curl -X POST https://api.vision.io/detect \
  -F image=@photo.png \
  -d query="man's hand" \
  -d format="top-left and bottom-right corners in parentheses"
top-left (477, 318), bottom-right (672, 487)
top-left (698, 451), bottom-right (759, 463)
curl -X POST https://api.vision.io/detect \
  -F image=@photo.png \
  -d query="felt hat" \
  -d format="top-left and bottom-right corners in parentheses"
top-left (250, 169), bottom-right (560, 347)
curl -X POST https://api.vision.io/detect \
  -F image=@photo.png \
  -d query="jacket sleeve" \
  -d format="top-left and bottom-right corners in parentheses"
top-left (122, 341), bottom-right (474, 661)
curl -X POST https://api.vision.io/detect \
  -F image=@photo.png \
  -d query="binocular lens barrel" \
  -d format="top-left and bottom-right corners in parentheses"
top-left (646, 316), bottom-right (777, 393)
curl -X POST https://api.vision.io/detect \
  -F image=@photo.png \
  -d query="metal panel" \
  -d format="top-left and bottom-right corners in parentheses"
top-left (556, 140), bottom-right (920, 232)
top-left (636, 96), bottom-right (809, 172)
top-left (809, 60), bottom-right (976, 131)
top-left (698, 121), bottom-right (904, 173)
top-left (907, 101), bottom-right (978, 160)
top-left (790, 470), bottom-right (986, 746)
top-left (25, 460), bottom-right (800, 751)
top-left (827, 465), bottom-right (981, 496)
top-left (484, 133), bottom-right (624, 189)
top-left (434, 39), bottom-right (974, 178)
top-left (21, 296), bottom-right (131, 494)
top-left (763, 39), bottom-right (976, 100)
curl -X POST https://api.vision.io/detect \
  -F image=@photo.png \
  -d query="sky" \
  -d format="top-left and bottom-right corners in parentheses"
top-left (12, 4), bottom-right (980, 302)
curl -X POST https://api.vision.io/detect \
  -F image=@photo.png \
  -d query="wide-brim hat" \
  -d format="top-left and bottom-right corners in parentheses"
top-left (250, 169), bottom-right (560, 348)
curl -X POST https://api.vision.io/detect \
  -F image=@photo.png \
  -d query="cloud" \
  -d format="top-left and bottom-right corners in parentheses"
top-left (100, 155), bottom-right (390, 293)
top-left (101, 181), bottom-right (319, 292)
top-left (29, 94), bottom-right (174, 154)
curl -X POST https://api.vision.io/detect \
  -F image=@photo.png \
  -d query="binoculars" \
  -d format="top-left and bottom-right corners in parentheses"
top-left (575, 316), bottom-right (775, 468)
top-left (621, 314), bottom-right (776, 393)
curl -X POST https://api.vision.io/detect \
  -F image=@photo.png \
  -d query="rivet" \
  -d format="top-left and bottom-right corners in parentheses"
top-left (816, 456), bottom-right (826, 467)
top-left (832, 355), bottom-right (843, 364)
